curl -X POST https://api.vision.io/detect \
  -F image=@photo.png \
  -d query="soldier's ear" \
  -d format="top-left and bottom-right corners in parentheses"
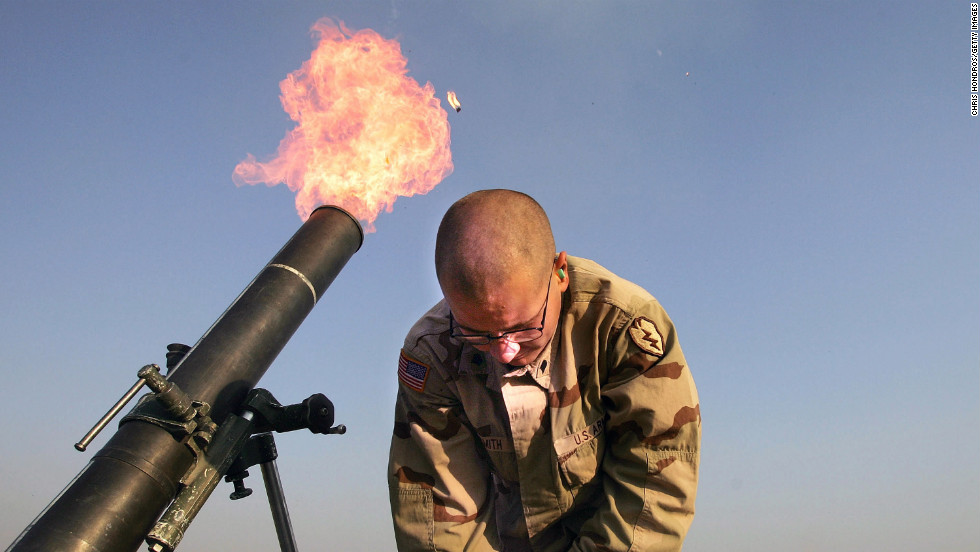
top-left (554, 251), bottom-right (569, 292)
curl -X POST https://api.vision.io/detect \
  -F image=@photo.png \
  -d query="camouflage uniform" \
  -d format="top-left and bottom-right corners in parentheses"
top-left (389, 256), bottom-right (700, 551)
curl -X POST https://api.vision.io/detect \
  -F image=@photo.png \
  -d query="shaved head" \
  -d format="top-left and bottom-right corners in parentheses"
top-left (435, 189), bottom-right (555, 298)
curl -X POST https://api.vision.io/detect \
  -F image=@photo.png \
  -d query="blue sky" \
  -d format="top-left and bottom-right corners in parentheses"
top-left (1, 2), bottom-right (977, 550)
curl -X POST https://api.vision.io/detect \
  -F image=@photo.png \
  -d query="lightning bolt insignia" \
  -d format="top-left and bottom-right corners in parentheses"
top-left (628, 316), bottom-right (665, 356)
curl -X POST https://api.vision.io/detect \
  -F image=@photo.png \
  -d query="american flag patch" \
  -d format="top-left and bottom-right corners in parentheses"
top-left (398, 352), bottom-right (429, 392)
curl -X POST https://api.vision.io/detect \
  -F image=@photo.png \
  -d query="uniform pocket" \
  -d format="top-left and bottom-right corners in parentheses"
top-left (391, 486), bottom-right (435, 550)
top-left (554, 418), bottom-right (605, 489)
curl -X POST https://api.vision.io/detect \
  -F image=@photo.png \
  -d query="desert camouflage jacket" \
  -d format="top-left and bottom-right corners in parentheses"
top-left (388, 256), bottom-right (700, 551)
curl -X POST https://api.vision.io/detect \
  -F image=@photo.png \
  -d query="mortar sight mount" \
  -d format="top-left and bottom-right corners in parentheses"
top-left (74, 343), bottom-right (345, 552)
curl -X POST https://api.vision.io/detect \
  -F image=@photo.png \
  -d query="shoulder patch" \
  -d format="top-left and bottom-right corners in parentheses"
top-left (628, 316), bottom-right (664, 356)
top-left (398, 351), bottom-right (430, 392)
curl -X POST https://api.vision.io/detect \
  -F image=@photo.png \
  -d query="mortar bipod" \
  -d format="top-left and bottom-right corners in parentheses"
top-left (223, 391), bottom-right (347, 552)
top-left (143, 387), bottom-right (346, 552)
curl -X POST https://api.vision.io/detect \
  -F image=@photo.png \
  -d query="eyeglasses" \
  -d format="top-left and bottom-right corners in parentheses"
top-left (449, 273), bottom-right (553, 345)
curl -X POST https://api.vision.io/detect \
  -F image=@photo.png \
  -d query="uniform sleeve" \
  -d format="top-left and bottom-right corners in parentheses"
top-left (571, 301), bottom-right (700, 552)
top-left (388, 350), bottom-right (500, 551)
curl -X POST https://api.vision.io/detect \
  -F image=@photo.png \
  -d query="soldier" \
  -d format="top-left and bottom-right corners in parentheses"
top-left (388, 189), bottom-right (700, 551)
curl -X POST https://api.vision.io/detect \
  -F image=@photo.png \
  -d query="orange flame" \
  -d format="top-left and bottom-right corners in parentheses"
top-left (233, 18), bottom-right (453, 231)
top-left (447, 91), bottom-right (461, 112)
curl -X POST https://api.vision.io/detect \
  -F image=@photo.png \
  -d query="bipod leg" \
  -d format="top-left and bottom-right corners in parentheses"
top-left (228, 390), bottom-right (347, 551)
top-left (260, 452), bottom-right (298, 552)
